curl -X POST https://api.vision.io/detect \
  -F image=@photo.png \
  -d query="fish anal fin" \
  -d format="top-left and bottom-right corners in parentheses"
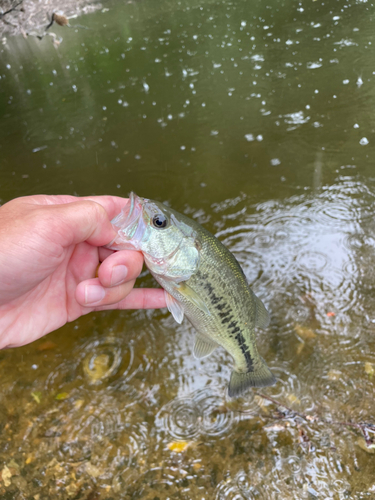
top-left (193, 334), bottom-right (218, 359)
top-left (165, 290), bottom-right (184, 324)
top-left (228, 360), bottom-right (276, 398)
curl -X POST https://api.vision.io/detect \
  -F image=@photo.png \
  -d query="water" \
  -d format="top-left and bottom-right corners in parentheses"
top-left (1, 0), bottom-right (375, 497)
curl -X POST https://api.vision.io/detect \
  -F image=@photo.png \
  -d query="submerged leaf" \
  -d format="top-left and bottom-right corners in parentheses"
top-left (31, 391), bottom-right (42, 404)
top-left (1, 466), bottom-right (12, 487)
top-left (294, 324), bottom-right (316, 340)
top-left (55, 392), bottom-right (69, 401)
top-left (168, 441), bottom-right (191, 453)
top-left (364, 362), bottom-right (374, 378)
top-left (37, 340), bottom-right (57, 351)
top-left (287, 393), bottom-right (301, 405)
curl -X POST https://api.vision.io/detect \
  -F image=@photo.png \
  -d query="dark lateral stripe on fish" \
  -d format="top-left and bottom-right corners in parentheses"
top-left (234, 330), bottom-right (254, 371)
top-left (215, 303), bottom-right (226, 311)
top-left (203, 281), bottom-right (223, 305)
top-left (222, 315), bottom-right (234, 324)
top-left (218, 310), bottom-right (231, 319)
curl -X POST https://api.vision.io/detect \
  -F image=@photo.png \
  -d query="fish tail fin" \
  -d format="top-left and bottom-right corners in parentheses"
top-left (228, 360), bottom-right (276, 398)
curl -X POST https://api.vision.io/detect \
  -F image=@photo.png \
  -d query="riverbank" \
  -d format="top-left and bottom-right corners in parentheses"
top-left (0, 0), bottom-right (102, 38)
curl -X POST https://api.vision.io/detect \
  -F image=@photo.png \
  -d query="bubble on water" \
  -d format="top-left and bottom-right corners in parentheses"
top-left (307, 62), bottom-right (322, 69)
top-left (245, 133), bottom-right (254, 141)
top-left (360, 137), bottom-right (369, 145)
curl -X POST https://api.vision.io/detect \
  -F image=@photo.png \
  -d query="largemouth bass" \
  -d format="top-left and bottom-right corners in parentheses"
top-left (108, 193), bottom-right (276, 397)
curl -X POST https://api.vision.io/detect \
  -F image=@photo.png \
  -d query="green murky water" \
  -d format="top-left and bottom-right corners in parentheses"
top-left (1, 0), bottom-right (375, 497)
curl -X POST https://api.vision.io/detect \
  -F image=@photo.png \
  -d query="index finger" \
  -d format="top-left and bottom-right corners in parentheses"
top-left (81, 195), bottom-right (129, 221)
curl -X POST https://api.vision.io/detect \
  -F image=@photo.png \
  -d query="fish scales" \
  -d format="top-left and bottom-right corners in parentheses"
top-left (108, 193), bottom-right (276, 397)
top-left (156, 214), bottom-right (257, 373)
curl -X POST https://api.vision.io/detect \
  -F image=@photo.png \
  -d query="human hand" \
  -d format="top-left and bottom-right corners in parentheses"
top-left (0, 194), bottom-right (166, 349)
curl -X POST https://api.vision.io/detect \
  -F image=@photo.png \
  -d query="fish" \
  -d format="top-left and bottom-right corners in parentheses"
top-left (107, 192), bottom-right (276, 397)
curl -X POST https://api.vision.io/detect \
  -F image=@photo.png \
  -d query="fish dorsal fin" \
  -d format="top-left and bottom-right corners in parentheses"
top-left (165, 291), bottom-right (184, 324)
top-left (171, 281), bottom-right (211, 316)
top-left (193, 334), bottom-right (218, 359)
top-left (249, 290), bottom-right (270, 328)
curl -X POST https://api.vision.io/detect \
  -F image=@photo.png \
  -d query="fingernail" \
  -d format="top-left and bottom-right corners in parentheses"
top-left (85, 285), bottom-right (105, 304)
top-left (111, 265), bottom-right (128, 286)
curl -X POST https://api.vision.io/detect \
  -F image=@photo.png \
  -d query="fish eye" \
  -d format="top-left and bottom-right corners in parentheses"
top-left (152, 214), bottom-right (168, 229)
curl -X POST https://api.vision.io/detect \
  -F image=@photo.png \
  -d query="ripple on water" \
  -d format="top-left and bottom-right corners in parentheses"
top-left (283, 455), bottom-right (304, 476)
top-left (296, 251), bottom-right (330, 272)
top-left (115, 465), bottom-right (200, 499)
top-left (162, 396), bottom-right (201, 440)
top-left (224, 389), bottom-right (262, 417)
top-left (195, 388), bottom-right (235, 437)
top-left (157, 387), bottom-right (236, 440)
top-left (215, 474), bottom-right (267, 500)
top-left (261, 364), bottom-right (302, 403)
top-left (81, 336), bottom-right (133, 386)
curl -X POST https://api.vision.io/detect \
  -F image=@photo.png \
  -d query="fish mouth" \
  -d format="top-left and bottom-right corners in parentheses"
top-left (107, 192), bottom-right (147, 251)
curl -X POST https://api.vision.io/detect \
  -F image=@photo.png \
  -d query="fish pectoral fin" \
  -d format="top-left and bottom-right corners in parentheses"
top-left (228, 359), bottom-right (276, 398)
top-left (172, 282), bottom-right (211, 316)
top-left (165, 291), bottom-right (184, 324)
top-left (252, 292), bottom-right (270, 328)
top-left (193, 334), bottom-right (219, 359)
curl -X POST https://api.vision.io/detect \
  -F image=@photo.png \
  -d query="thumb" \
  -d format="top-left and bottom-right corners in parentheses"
top-left (47, 200), bottom-right (117, 247)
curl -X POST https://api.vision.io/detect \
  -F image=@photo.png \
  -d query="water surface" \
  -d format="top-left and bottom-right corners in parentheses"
top-left (1, 0), bottom-right (375, 497)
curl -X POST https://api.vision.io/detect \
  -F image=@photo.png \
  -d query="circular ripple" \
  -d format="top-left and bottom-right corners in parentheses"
top-left (158, 396), bottom-right (202, 440)
top-left (283, 455), bottom-right (303, 476)
top-left (253, 233), bottom-right (273, 248)
top-left (81, 337), bottom-right (133, 386)
top-left (115, 466), bottom-right (197, 498)
top-left (225, 389), bottom-right (261, 416)
top-left (320, 203), bottom-right (354, 223)
top-left (215, 476), bottom-right (266, 500)
top-left (215, 480), bottom-right (245, 500)
top-left (343, 233), bottom-right (363, 251)
top-left (297, 251), bottom-right (329, 272)
top-left (194, 389), bottom-right (235, 437)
